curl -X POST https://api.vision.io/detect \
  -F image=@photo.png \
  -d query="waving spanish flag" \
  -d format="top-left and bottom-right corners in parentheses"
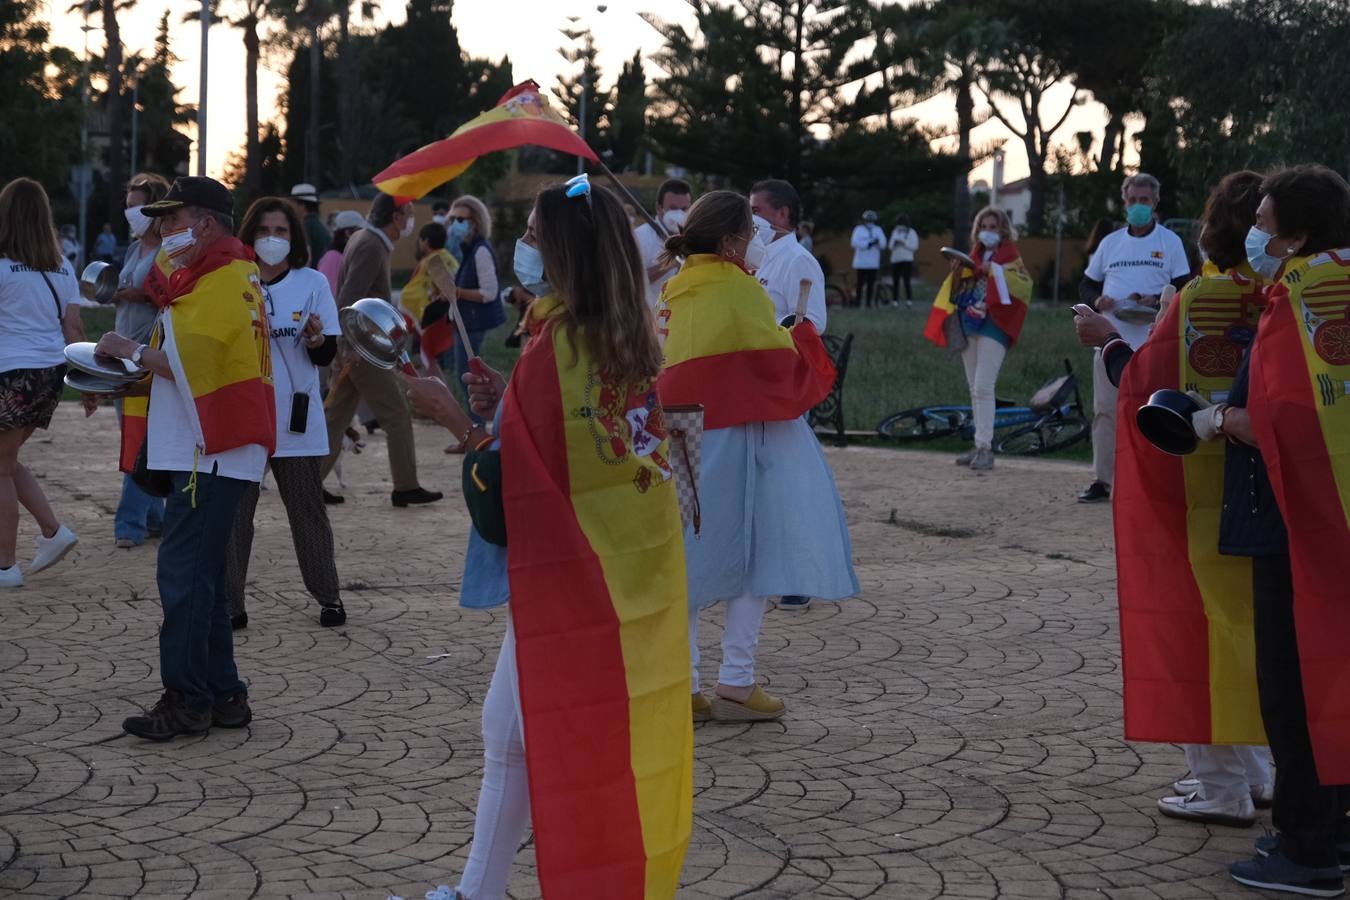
top-left (923, 242), bottom-right (1032, 348)
top-left (1115, 264), bottom-right (1268, 747)
top-left (501, 296), bottom-right (691, 898)
top-left (656, 255), bottom-right (835, 429)
top-left (1249, 250), bottom-right (1350, 784)
top-left (373, 81), bottom-right (599, 200)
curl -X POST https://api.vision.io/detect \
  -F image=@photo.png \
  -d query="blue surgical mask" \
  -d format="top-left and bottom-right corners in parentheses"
top-left (1245, 225), bottom-right (1283, 278)
top-left (1125, 203), bottom-right (1153, 228)
top-left (446, 229), bottom-right (464, 265)
top-left (449, 220), bottom-right (471, 240)
top-left (513, 239), bottom-right (548, 295)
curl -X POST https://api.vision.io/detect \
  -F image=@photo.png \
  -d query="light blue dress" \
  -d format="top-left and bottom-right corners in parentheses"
top-left (685, 416), bottom-right (858, 609)
top-left (460, 406), bottom-right (510, 610)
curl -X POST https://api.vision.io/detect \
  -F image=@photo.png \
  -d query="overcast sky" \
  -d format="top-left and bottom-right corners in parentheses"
top-left (46, 0), bottom-right (1123, 190)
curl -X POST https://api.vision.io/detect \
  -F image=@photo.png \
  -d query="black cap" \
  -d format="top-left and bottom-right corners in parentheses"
top-left (143, 176), bottom-right (234, 218)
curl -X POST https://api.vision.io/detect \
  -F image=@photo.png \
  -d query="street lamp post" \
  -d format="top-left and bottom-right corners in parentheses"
top-left (196, 0), bottom-right (210, 176)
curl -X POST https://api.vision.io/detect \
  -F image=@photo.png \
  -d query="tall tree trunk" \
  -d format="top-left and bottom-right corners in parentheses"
top-left (1099, 111), bottom-right (1123, 173)
top-left (307, 26), bottom-right (321, 187)
top-left (1025, 136), bottom-right (1047, 234)
top-left (952, 67), bottom-right (974, 252)
top-left (102, 0), bottom-right (124, 237)
top-left (244, 16), bottom-right (261, 198)
top-left (336, 2), bottom-right (353, 190)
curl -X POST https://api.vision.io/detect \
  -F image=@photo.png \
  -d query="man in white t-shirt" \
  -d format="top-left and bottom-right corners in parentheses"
top-left (850, 210), bottom-right (885, 308)
top-left (1077, 172), bottom-right (1192, 503)
top-left (750, 178), bottom-right (827, 332)
top-left (95, 176), bottom-right (274, 742)
top-left (633, 179), bottom-right (693, 307)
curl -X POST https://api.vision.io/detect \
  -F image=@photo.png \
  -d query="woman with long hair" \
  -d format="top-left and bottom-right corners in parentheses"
top-left (396, 177), bottom-right (692, 899)
top-left (112, 172), bottom-right (170, 548)
top-left (656, 190), bottom-right (858, 722)
top-left (922, 205), bottom-right (1033, 471)
top-left (224, 197), bottom-right (344, 630)
top-left (0, 178), bottom-right (85, 586)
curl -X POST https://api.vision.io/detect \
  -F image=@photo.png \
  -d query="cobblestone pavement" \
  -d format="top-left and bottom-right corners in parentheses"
top-left (2, 406), bottom-right (1275, 899)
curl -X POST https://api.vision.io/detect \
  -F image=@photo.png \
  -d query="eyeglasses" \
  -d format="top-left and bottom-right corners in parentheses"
top-left (448, 215), bottom-right (471, 224)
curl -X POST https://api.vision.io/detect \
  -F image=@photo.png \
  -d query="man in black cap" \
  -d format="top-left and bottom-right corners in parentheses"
top-left (96, 175), bottom-right (274, 741)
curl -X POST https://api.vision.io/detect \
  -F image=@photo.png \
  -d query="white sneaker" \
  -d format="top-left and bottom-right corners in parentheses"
top-left (1173, 775), bottom-right (1274, 808)
top-left (1157, 791), bottom-right (1257, 827)
top-left (0, 565), bottom-right (22, 588)
top-left (30, 525), bottom-right (77, 574)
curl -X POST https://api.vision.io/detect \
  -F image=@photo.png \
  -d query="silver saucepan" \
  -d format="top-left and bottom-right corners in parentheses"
top-left (79, 261), bottom-right (119, 304)
top-left (339, 297), bottom-right (417, 375)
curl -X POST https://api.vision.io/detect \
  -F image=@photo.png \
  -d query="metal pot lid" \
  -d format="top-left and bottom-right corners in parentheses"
top-left (63, 342), bottom-right (145, 380)
top-left (63, 369), bottom-right (131, 394)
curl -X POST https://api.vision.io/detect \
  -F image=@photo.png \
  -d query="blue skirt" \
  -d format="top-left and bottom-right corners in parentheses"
top-left (685, 418), bottom-right (858, 608)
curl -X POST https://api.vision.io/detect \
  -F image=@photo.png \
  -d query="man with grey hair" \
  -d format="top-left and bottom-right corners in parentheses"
top-left (1076, 173), bottom-right (1192, 503)
top-left (321, 192), bottom-right (442, 507)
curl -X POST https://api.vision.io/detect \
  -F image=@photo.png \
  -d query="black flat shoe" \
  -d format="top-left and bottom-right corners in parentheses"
top-left (320, 605), bottom-right (347, 627)
top-left (322, 490), bottom-right (345, 505)
top-left (392, 487), bottom-right (443, 508)
top-left (231, 613), bottom-right (248, 630)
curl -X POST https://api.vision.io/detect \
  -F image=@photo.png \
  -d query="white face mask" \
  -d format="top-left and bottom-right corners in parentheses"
top-left (661, 209), bottom-right (688, 233)
top-left (161, 222), bottom-right (200, 268)
top-left (742, 235), bottom-right (767, 272)
top-left (254, 236), bottom-right (291, 267)
top-left (125, 205), bottom-right (152, 238)
top-left (751, 214), bottom-right (778, 246)
top-left (978, 230), bottom-right (1001, 249)
top-left (401, 214), bottom-right (416, 239)
top-left (432, 214), bottom-right (448, 226)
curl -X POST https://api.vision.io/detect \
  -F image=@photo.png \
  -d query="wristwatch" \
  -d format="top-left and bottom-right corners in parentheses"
top-left (1213, 404), bottom-right (1227, 435)
top-left (130, 344), bottom-right (147, 366)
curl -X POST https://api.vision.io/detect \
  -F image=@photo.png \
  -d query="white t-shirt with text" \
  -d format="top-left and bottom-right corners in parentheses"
top-left (263, 267), bottom-right (342, 457)
top-left (0, 258), bottom-right (76, 374)
top-left (757, 234), bottom-right (827, 331)
top-left (1085, 224), bottom-right (1191, 348)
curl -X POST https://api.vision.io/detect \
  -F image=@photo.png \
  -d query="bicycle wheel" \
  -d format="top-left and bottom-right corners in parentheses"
top-left (875, 282), bottom-right (894, 305)
top-left (1039, 415), bottom-right (1091, 453)
top-left (824, 284), bottom-right (846, 307)
top-left (995, 415), bottom-right (1091, 455)
top-left (878, 406), bottom-right (971, 440)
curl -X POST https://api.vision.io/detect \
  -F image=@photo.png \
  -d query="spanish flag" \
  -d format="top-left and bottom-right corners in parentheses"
top-left (373, 81), bottom-right (598, 200)
top-left (923, 243), bottom-right (1032, 348)
top-left (120, 238), bottom-right (275, 472)
top-left (1115, 264), bottom-right (1268, 747)
top-left (656, 255), bottom-right (835, 429)
top-left (1249, 250), bottom-right (1350, 784)
top-left (501, 296), bottom-right (692, 898)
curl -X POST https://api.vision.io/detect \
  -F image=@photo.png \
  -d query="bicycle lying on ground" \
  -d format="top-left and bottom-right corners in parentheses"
top-left (876, 359), bottom-right (1090, 455)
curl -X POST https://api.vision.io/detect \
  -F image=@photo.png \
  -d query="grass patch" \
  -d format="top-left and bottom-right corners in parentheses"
top-left (884, 508), bottom-right (982, 539)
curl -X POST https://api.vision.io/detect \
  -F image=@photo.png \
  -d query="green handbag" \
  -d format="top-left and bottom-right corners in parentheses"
top-left (462, 439), bottom-right (507, 546)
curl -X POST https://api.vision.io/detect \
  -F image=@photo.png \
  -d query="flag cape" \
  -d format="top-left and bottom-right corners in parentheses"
top-left (500, 296), bottom-right (692, 899)
top-left (1249, 250), bottom-right (1350, 784)
top-left (1115, 263), bottom-right (1268, 746)
top-left (923, 242), bottom-right (1032, 348)
top-left (373, 81), bottom-right (599, 200)
top-left (655, 255), bottom-right (835, 429)
top-left (144, 247), bottom-right (174, 308)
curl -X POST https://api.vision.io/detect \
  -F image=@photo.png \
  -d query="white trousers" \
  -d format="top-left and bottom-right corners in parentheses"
top-left (458, 625), bottom-right (530, 900)
top-left (689, 592), bottom-right (767, 692)
top-left (960, 334), bottom-right (1008, 450)
top-left (1091, 348), bottom-right (1117, 485)
top-left (1182, 743), bottom-right (1273, 804)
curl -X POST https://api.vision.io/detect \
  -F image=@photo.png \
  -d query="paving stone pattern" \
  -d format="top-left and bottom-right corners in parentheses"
top-left (1, 407), bottom-right (1272, 898)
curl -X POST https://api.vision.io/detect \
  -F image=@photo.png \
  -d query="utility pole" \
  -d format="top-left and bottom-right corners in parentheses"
top-left (77, 1), bottom-right (92, 270)
top-left (1053, 180), bottom-right (1066, 304)
top-left (129, 64), bottom-right (140, 176)
top-left (197, 0), bottom-right (210, 176)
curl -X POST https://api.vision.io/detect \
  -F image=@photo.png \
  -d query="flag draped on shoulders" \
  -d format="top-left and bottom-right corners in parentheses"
top-left (923, 242), bottom-right (1032, 348)
top-left (500, 296), bottom-right (692, 899)
top-left (1249, 250), bottom-right (1350, 784)
top-left (655, 255), bottom-right (835, 429)
top-left (121, 240), bottom-right (275, 470)
top-left (1115, 263), bottom-right (1268, 747)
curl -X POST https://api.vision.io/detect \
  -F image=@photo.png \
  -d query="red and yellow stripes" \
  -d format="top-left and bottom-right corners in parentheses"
top-left (656, 255), bottom-right (835, 429)
top-left (501, 299), bottom-right (691, 899)
top-left (1115, 267), bottom-right (1267, 746)
top-left (1249, 251), bottom-right (1350, 784)
top-left (923, 243), bottom-right (1032, 348)
top-left (374, 81), bottom-right (598, 200)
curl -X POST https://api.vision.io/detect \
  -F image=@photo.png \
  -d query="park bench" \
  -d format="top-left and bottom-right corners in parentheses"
top-left (809, 332), bottom-right (854, 446)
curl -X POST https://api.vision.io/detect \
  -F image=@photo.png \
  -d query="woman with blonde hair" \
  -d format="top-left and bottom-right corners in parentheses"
top-left (444, 194), bottom-right (506, 435)
top-left (396, 176), bottom-right (692, 899)
top-left (0, 178), bottom-right (86, 586)
top-left (922, 205), bottom-right (1033, 470)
